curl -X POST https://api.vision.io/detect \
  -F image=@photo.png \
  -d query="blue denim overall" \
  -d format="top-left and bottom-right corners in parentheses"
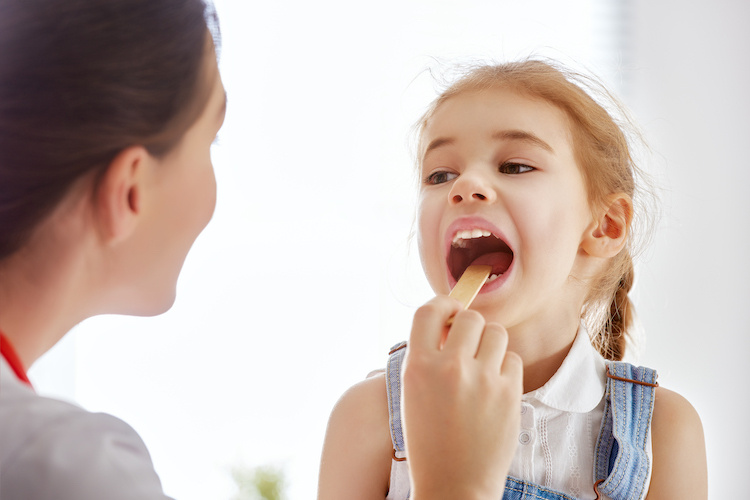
top-left (385, 341), bottom-right (658, 500)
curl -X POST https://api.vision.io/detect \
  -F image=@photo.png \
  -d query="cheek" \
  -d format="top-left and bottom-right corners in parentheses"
top-left (518, 196), bottom-right (590, 273)
top-left (416, 195), bottom-right (439, 252)
top-left (416, 195), bottom-right (446, 288)
top-left (201, 164), bottom-right (218, 223)
top-left (183, 154), bottom-right (217, 230)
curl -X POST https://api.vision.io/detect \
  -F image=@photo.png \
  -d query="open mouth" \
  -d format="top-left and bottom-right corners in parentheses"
top-left (448, 229), bottom-right (514, 283)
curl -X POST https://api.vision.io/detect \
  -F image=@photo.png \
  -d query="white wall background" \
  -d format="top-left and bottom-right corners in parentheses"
top-left (630, 0), bottom-right (750, 496)
top-left (28, 0), bottom-right (749, 497)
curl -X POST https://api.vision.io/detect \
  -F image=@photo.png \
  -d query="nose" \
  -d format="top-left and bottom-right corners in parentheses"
top-left (448, 171), bottom-right (496, 205)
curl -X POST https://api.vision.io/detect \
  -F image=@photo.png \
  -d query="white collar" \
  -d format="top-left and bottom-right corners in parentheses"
top-left (523, 323), bottom-right (607, 413)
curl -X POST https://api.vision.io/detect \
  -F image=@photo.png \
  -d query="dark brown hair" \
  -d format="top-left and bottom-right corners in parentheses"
top-left (0, 0), bottom-right (219, 259)
top-left (416, 60), bottom-right (656, 360)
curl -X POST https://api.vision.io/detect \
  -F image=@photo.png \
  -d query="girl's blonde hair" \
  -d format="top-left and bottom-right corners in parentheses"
top-left (415, 59), bottom-right (656, 361)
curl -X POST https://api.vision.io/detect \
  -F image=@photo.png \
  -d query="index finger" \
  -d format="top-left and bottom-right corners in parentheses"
top-left (409, 295), bottom-right (462, 352)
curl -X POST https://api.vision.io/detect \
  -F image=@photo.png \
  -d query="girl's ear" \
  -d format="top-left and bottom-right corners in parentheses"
top-left (581, 193), bottom-right (633, 258)
top-left (95, 146), bottom-right (150, 245)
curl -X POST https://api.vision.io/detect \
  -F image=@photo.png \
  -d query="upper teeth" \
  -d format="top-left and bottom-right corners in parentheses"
top-left (452, 229), bottom-right (492, 248)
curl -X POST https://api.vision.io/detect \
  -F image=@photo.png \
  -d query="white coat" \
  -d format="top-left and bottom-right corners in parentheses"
top-left (0, 357), bottom-right (173, 499)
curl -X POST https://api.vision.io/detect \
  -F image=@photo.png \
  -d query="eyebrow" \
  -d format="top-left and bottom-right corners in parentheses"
top-left (492, 130), bottom-right (553, 153)
top-left (422, 129), bottom-right (554, 160)
top-left (422, 137), bottom-right (455, 160)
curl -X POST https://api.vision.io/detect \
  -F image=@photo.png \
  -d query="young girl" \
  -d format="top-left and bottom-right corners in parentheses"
top-left (318, 60), bottom-right (707, 499)
top-left (0, 1), bottom-right (519, 498)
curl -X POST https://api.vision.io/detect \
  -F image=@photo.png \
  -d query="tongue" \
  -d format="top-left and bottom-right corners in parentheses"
top-left (470, 252), bottom-right (513, 276)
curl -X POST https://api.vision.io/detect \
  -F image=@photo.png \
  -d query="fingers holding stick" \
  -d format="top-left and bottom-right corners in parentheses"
top-left (409, 295), bottom-right (461, 353)
top-left (402, 265), bottom-right (523, 500)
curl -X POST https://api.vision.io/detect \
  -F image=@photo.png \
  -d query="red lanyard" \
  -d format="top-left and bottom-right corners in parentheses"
top-left (0, 332), bottom-right (32, 387)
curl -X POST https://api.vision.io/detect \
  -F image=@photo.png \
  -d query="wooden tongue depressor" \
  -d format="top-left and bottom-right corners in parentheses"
top-left (446, 264), bottom-right (492, 325)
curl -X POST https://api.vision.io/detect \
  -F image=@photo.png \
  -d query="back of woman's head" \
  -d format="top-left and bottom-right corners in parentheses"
top-left (416, 59), bottom-right (655, 360)
top-left (0, 0), bottom-right (218, 260)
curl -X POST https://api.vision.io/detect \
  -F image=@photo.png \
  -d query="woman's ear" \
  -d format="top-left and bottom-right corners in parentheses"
top-left (581, 193), bottom-right (633, 258)
top-left (95, 146), bottom-right (150, 245)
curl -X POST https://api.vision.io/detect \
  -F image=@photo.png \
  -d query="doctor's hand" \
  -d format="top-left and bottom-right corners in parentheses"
top-left (401, 295), bottom-right (523, 500)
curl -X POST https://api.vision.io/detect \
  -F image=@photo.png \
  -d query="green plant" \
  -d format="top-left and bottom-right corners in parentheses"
top-left (230, 464), bottom-right (286, 500)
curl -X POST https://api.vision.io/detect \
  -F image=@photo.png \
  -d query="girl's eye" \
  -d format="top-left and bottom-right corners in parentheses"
top-left (499, 162), bottom-right (534, 174)
top-left (425, 171), bottom-right (458, 185)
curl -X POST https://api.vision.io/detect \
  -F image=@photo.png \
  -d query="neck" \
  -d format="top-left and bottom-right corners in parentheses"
top-left (0, 189), bottom-right (103, 369)
top-left (505, 311), bottom-right (582, 394)
top-left (0, 247), bottom-right (92, 369)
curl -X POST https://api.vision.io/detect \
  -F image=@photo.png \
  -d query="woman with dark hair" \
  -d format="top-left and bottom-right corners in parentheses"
top-left (0, 0), bottom-right (226, 498)
top-left (0, 1), bottom-right (521, 498)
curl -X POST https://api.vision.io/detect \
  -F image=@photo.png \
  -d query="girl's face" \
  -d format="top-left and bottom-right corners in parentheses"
top-left (417, 88), bottom-right (595, 331)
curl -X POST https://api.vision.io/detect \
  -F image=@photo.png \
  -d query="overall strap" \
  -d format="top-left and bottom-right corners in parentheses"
top-left (385, 341), bottom-right (411, 500)
top-left (593, 361), bottom-right (658, 500)
top-left (386, 341), bottom-right (408, 454)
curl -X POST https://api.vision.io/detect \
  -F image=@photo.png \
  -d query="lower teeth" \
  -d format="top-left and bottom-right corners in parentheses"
top-left (486, 273), bottom-right (501, 282)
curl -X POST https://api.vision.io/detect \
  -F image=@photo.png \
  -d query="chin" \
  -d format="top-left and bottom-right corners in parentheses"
top-left (149, 292), bottom-right (178, 317)
top-left (120, 288), bottom-right (177, 317)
